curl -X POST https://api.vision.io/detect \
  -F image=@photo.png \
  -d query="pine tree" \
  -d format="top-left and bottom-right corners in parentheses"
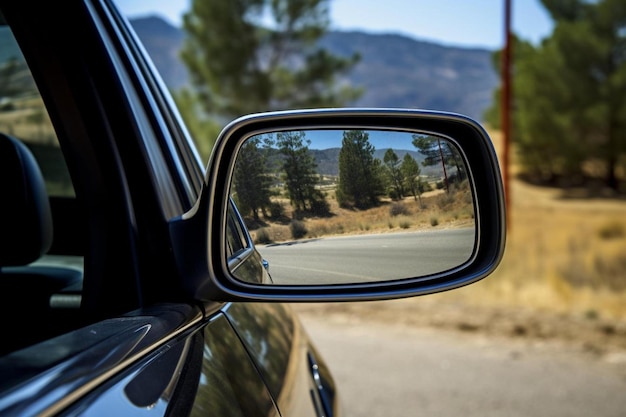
top-left (412, 135), bottom-right (464, 192)
top-left (276, 130), bottom-right (327, 215)
top-left (400, 153), bottom-right (423, 206)
top-left (485, 0), bottom-right (626, 189)
top-left (383, 149), bottom-right (404, 200)
top-left (181, 0), bottom-right (361, 120)
top-left (337, 130), bottom-right (384, 209)
top-left (232, 137), bottom-right (273, 220)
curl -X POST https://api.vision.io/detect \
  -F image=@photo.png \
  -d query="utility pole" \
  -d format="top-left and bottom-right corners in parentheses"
top-left (502, 0), bottom-right (512, 230)
top-left (437, 138), bottom-right (450, 193)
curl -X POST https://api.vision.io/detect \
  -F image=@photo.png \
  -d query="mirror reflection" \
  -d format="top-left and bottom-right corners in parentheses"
top-left (227, 129), bottom-right (475, 285)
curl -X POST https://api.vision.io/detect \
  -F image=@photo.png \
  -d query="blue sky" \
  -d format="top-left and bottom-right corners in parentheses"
top-left (117, 0), bottom-right (554, 50)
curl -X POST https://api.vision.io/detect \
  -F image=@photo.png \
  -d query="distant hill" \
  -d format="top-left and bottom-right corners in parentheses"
top-left (319, 32), bottom-right (498, 121)
top-left (130, 16), bottom-right (498, 122)
top-left (261, 146), bottom-right (434, 177)
top-left (130, 16), bottom-right (188, 90)
top-left (312, 148), bottom-right (435, 177)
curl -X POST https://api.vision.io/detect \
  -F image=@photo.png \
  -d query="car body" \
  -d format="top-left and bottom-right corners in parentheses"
top-left (0, 1), bottom-right (505, 416)
top-left (226, 198), bottom-right (273, 284)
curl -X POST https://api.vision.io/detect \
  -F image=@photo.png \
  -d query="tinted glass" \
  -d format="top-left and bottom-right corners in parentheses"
top-left (0, 21), bottom-right (73, 197)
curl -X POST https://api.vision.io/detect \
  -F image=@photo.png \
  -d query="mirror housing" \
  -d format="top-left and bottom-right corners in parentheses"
top-left (170, 108), bottom-right (505, 302)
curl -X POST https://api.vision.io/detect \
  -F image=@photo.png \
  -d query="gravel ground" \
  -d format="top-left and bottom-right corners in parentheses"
top-left (290, 296), bottom-right (626, 359)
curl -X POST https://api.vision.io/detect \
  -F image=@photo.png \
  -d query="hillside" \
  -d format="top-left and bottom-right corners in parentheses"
top-left (130, 16), bottom-right (498, 122)
top-left (319, 31), bottom-right (498, 120)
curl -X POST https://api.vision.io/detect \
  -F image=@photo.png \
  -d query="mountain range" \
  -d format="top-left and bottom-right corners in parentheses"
top-left (130, 16), bottom-right (499, 122)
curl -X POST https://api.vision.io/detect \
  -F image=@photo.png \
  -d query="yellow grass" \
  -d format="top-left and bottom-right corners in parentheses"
top-left (428, 129), bottom-right (626, 320)
top-left (250, 183), bottom-right (474, 243)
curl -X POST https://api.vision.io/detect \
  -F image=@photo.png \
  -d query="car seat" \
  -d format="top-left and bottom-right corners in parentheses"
top-left (0, 133), bottom-right (82, 355)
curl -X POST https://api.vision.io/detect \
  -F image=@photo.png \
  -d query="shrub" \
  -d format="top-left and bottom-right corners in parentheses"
top-left (254, 228), bottom-right (272, 245)
top-left (597, 221), bottom-right (625, 240)
top-left (389, 202), bottom-right (409, 217)
top-left (436, 192), bottom-right (455, 210)
top-left (310, 198), bottom-right (331, 216)
top-left (290, 220), bottom-right (308, 239)
top-left (430, 216), bottom-right (439, 227)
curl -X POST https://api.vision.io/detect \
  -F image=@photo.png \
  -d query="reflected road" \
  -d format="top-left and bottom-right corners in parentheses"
top-left (257, 227), bottom-right (474, 285)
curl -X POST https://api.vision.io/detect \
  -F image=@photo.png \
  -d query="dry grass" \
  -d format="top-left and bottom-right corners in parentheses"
top-left (248, 182), bottom-right (474, 243)
top-left (428, 129), bottom-right (626, 320)
top-left (0, 97), bottom-right (56, 143)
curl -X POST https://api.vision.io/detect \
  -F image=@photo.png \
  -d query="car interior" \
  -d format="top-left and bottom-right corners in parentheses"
top-left (0, 132), bottom-right (85, 355)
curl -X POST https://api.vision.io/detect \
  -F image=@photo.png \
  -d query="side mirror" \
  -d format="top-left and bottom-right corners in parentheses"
top-left (171, 108), bottom-right (505, 302)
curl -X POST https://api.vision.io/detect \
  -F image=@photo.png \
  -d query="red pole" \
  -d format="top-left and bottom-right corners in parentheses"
top-left (502, 0), bottom-right (512, 231)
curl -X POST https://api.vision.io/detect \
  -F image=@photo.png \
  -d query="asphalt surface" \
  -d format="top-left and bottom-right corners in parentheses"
top-left (258, 228), bottom-right (475, 284)
top-left (298, 312), bottom-right (626, 417)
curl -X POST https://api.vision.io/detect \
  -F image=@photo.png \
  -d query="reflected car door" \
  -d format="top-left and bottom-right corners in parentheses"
top-left (227, 199), bottom-right (274, 284)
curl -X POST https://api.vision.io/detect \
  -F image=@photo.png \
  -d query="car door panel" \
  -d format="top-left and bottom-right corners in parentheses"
top-left (225, 302), bottom-right (339, 417)
top-left (191, 312), bottom-right (279, 417)
top-left (64, 311), bottom-right (279, 417)
top-left (0, 303), bottom-right (285, 417)
top-left (0, 304), bottom-right (202, 415)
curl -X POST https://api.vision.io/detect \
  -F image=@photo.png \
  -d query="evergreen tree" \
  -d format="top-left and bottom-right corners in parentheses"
top-left (180, 0), bottom-right (361, 121)
top-left (485, 0), bottom-right (626, 189)
top-left (276, 130), bottom-right (327, 215)
top-left (412, 135), bottom-right (465, 191)
top-left (172, 89), bottom-right (222, 161)
top-left (400, 153), bottom-right (423, 206)
top-left (232, 137), bottom-right (273, 220)
top-left (383, 149), bottom-right (404, 199)
top-left (337, 130), bottom-right (384, 209)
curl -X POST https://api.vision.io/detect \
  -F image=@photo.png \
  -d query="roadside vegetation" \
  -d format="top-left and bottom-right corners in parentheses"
top-left (459, 131), bottom-right (626, 321)
top-left (448, 0), bottom-right (626, 328)
top-left (230, 128), bottom-right (474, 243)
top-left (176, 0), bottom-right (626, 346)
top-left (247, 184), bottom-right (474, 244)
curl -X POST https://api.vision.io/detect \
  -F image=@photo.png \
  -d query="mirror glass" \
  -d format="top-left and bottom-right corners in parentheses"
top-left (227, 128), bottom-right (475, 285)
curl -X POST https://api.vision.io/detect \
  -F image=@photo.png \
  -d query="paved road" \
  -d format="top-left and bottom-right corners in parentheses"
top-left (298, 313), bottom-right (626, 417)
top-left (258, 228), bottom-right (474, 284)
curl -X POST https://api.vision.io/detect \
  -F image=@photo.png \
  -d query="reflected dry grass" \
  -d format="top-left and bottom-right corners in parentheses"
top-left (250, 184), bottom-right (474, 243)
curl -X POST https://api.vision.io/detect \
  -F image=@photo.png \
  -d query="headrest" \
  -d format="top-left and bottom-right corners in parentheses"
top-left (0, 134), bottom-right (53, 266)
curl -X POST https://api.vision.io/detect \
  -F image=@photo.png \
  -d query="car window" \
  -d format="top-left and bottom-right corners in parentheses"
top-left (0, 20), bottom-right (74, 198)
top-left (106, 3), bottom-right (205, 210)
top-left (226, 201), bottom-right (250, 258)
top-left (0, 12), bottom-right (86, 355)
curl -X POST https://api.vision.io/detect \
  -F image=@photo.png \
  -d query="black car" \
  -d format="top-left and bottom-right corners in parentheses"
top-left (0, 1), bottom-right (505, 416)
